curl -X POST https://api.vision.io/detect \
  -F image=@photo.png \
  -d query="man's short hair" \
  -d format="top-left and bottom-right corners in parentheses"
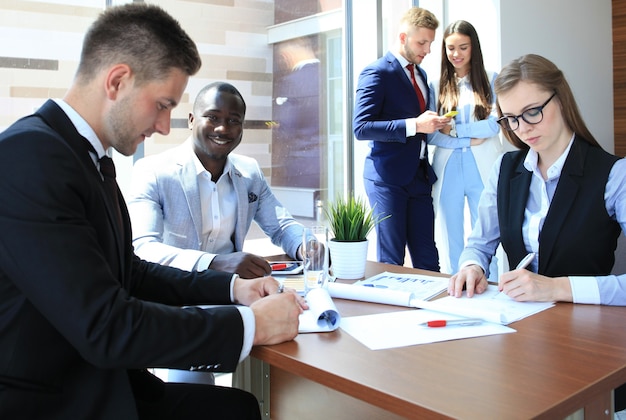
top-left (194, 82), bottom-right (247, 116)
top-left (400, 7), bottom-right (439, 31)
top-left (76, 3), bottom-right (201, 85)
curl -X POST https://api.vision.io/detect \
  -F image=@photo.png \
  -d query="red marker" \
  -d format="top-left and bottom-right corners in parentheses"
top-left (271, 263), bottom-right (297, 271)
top-left (419, 319), bottom-right (483, 328)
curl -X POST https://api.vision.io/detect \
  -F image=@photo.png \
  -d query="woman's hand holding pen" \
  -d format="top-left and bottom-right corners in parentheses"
top-left (497, 252), bottom-right (564, 301)
top-left (448, 264), bottom-right (488, 298)
top-left (499, 271), bottom-right (572, 302)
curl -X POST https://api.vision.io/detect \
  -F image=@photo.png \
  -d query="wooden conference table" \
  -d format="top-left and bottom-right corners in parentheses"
top-left (250, 261), bottom-right (626, 419)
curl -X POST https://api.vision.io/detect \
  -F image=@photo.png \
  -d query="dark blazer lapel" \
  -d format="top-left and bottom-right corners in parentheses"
top-left (387, 53), bottom-right (418, 106)
top-left (540, 139), bottom-right (585, 263)
top-left (36, 101), bottom-right (97, 170)
top-left (36, 100), bottom-right (128, 269)
top-left (508, 157), bottom-right (531, 243)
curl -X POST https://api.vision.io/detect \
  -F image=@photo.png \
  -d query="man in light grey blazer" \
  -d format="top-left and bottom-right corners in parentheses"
top-left (128, 82), bottom-right (309, 279)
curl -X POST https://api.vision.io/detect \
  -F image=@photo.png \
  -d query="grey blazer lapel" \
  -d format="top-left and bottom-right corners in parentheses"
top-left (176, 147), bottom-right (204, 244)
top-left (230, 166), bottom-right (249, 252)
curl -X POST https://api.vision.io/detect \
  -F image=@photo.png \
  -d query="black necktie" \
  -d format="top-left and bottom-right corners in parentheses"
top-left (99, 156), bottom-right (123, 231)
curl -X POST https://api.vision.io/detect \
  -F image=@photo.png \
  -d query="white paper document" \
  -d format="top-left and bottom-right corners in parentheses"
top-left (327, 282), bottom-right (414, 306)
top-left (340, 309), bottom-right (515, 350)
top-left (298, 288), bottom-right (341, 333)
top-left (351, 271), bottom-right (449, 301)
top-left (411, 285), bottom-right (555, 325)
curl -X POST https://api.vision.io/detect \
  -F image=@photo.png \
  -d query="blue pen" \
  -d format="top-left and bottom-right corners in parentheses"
top-left (363, 284), bottom-right (388, 288)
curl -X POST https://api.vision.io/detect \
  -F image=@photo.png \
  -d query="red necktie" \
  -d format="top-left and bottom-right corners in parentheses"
top-left (406, 63), bottom-right (426, 111)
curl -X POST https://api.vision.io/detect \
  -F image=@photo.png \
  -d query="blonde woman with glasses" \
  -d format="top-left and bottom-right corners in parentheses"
top-left (449, 54), bottom-right (626, 309)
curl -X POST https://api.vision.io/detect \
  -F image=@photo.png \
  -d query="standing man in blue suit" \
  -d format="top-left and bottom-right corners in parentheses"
top-left (353, 7), bottom-right (451, 270)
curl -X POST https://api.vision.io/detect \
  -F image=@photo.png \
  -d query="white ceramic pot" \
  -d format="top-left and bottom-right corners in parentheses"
top-left (328, 239), bottom-right (368, 280)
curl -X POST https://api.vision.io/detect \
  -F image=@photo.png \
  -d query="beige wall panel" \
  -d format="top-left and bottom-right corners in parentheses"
top-left (0, 8), bottom-right (98, 33)
top-left (0, 0), bottom-right (99, 17)
top-left (180, 0), bottom-right (235, 6)
top-left (191, 28), bottom-right (227, 45)
top-left (228, 70), bottom-right (272, 83)
top-left (9, 70), bottom-right (70, 90)
top-left (250, 81), bottom-right (273, 97)
top-left (0, 70), bottom-right (15, 88)
top-left (156, 2), bottom-right (272, 38)
top-left (173, 101), bottom-right (193, 122)
top-left (241, 129), bottom-right (271, 145)
top-left (144, 130), bottom-right (188, 156)
top-left (0, 97), bottom-right (47, 125)
top-left (193, 66), bottom-right (230, 81)
top-left (11, 87), bottom-right (53, 98)
top-left (203, 55), bottom-right (267, 73)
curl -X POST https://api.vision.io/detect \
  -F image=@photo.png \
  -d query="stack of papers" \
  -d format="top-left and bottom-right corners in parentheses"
top-left (293, 272), bottom-right (555, 349)
top-left (411, 285), bottom-right (555, 325)
top-left (336, 278), bottom-right (554, 350)
top-left (325, 271), bottom-right (449, 306)
top-left (353, 271), bottom-right (449, 301)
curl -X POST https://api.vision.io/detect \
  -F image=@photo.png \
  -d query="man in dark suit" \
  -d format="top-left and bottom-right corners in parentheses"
top-left (0, 4), bottom-right (305, 419)
top-left (272, 36), bottom-right (322, 189)
top-left (353, 7), bottom-right (450, 271)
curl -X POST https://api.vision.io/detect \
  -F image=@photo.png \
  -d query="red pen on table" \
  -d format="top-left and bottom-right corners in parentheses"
top-left (271, 263), bottom-right (289, 270)
top-left (419, 318), bottom-right (483, 328)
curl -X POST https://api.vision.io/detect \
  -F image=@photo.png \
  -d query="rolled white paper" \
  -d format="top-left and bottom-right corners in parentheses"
top-left (327, 282), bottom-right (414, 307)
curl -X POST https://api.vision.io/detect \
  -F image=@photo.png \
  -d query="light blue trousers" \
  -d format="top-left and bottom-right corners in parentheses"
top-left (438, 148), bottom-right (483, 273)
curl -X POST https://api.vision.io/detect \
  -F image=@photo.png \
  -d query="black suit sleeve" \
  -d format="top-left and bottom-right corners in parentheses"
top-left (0, 115), bottom-right (244, 377)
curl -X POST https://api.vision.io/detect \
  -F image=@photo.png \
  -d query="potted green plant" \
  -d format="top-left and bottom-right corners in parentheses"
top-left (325, 195), bottom-right (390, 279)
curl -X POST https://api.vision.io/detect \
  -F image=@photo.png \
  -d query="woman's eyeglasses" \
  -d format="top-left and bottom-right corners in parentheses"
top-left (497, 92), bottom-right (556, 131)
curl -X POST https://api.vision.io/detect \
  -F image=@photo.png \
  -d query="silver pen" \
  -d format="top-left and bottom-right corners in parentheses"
top-left (515, 252), bottom-right (536, 270)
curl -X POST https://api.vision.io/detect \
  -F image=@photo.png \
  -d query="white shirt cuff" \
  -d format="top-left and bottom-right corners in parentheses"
top-left (195, 253), bottom-right (217, 271)
top-left (405, 118), bottom-right (417, 137)
top-left (235, 306), bottom-right (255, 363)
top-left (229, 274), bottom-right (238, 302)
top-left (569, 276), bottom-right (601, 304)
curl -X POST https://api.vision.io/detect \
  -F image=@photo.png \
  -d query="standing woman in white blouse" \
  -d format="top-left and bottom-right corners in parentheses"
top-left (428, 20), bottom-right (502, 274)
